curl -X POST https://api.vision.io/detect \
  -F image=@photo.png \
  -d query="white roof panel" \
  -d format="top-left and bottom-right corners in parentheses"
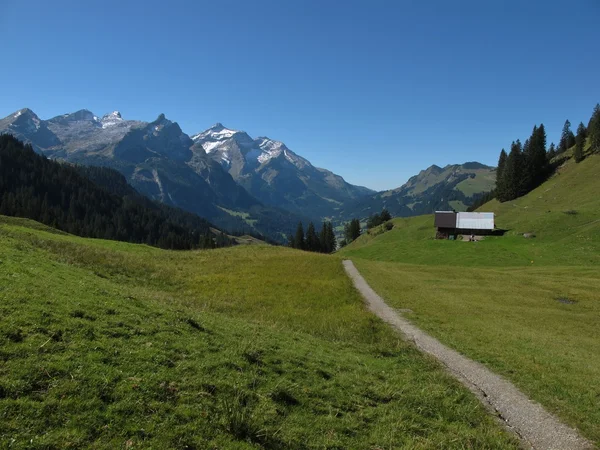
top-left (456, 212), bottom-right (494, 230)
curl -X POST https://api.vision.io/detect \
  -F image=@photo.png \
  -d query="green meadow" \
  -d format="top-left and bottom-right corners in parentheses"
top-left (0, 216), bottom-right (516, 449)
top-left (340, 153), bottom-right (600, 444)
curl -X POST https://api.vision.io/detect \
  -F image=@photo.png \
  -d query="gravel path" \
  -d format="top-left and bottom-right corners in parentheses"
top-left (343, 260), bottom-right (594, 450)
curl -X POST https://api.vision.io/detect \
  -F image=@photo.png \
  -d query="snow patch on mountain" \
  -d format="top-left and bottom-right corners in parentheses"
top-left (192, 123), bottom-right (238, 142)
top-left (200, 140), bottom-right (223, 154)
top-left (256, 137), bottom-right (284, 163)
top-left (101, 111), bottom-right (123, 129)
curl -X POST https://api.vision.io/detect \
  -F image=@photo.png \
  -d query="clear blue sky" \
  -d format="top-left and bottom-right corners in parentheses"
top-left (1, 0), bottom-right (599, 191)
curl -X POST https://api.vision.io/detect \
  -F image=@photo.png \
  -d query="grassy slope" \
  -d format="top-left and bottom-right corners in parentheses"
top-left (0, 216), bottom-right (516, 449)
top-left (339, 153), bottom-right (600, 443)
top-left (454, 169), bottom-right (496, 197)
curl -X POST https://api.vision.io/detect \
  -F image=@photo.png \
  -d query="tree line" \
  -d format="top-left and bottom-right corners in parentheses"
top-left (288, 221), bottom-right (337, 253)
top-left (0, 134), bottom-right (234, 250)
top-left (495, 103), bottom-right (600, 203)
top-left (366, 208), bottom-right (391, 229)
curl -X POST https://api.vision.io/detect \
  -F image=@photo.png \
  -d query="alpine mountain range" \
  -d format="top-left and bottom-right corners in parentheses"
top-left (0, 108), bottom-right (496, 241)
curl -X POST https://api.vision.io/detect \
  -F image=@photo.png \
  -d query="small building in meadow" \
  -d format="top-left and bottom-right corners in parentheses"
top-left (434, 211), bottom-right (494, 239)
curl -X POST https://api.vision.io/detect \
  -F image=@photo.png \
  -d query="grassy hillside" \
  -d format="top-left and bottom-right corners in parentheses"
top-left (341, 154), bottom-right (600, 266)
top-left (339, 153), bottom-right (600, 444)
top-left (0, 216), bottom-right (516, 449)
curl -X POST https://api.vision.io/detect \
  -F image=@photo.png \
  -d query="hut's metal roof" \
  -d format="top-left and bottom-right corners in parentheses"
top-left (456, 212), bottom-right (494, 230)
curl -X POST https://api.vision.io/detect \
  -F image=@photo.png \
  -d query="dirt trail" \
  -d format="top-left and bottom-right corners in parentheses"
top-left (343, 260), bottom-right (594, 450)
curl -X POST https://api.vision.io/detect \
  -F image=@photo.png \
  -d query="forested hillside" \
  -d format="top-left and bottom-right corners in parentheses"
top-left (0, 135), bottom-right (231, 250)
top-left (494, 103), bottom-right (600, 203)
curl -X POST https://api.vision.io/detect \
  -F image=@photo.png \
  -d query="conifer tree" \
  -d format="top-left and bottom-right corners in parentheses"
top-left (294, 222), bottom-right (305, 250)
top-left (327, 222), bottom-right (337, 253)
top-left (529, 123), bottom-right (547, 187)
top-left (380, 208), bottom-right (392, 222)
top-left (496, 149), bottom-right (508, 200)
top-left (574, 122), bottom-right (587, 163)
top-left (319, 222), bottom-right (329, 253)
top-left (305, 222), bottom-right (320, 252)
top-left (588, 104), bottom-right (600, 153)
top-left (345, 218), bottom-right (361, 243)
top-left (501, 140), bottom-right (525, 201)
top-left (558, 120), bottom-right (575, 153)
top-left (547, 142), bottom-right (556, 160)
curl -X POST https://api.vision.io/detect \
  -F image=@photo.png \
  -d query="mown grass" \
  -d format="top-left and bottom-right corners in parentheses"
top-left (0, 217), bottom-right (517, 449)
top-left (339, 154), bottom-right (600, 444)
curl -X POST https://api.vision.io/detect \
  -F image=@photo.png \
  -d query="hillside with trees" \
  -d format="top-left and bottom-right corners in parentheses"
top-left (288, 221), bottom-right (337, 253)
top-left (0, 134), bottom-right (233, 250)
top-left (495, 103), bottom-right (600, 203)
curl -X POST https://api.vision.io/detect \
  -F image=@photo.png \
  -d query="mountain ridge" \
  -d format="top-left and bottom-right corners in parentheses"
top-left (0, 108), bottom-right (306, 241)
top-left (0, 107), bottom-right (495, 235)
top-left (191, 122), bottom-right (375, 219)
top-left (338, 162), bottom-right (496, 221)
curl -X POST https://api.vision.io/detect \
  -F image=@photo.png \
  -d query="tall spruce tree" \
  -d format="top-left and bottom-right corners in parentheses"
top-left (319, 222), bottom-right (329, 253)
top-left (380, 208), bottom-right (391, 222)
top-left (294, 222), bottom-right (305, 250)
top-left (558, 120), bottom-right (576, 153)
top-left (547, 142), bottom-right (556, 160)
top-left (305, 222), bottom-right (320, 252)
top-left (529, 123), bottom-right (547, 188)
top-left (501, 140), bottom-right (525, 201)
top-left (345, 218), bottom-right (361, 243)
top-left (496, 149), bottom-right (508, 200)
top-left (574, 122), bottom-right (587, 163)
top-left (588, 104), bottom-right (600, 153)
top-left (326, 222), bottom-right (337, 253)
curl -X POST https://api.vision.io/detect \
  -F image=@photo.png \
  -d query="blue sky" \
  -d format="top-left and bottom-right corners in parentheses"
top-left (1, 0), bottom-right (599, 191)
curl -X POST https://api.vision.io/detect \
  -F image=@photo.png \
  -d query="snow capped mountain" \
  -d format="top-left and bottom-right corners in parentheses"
top-left (255, 137), bottom-right (311, 169)
top-left (0, 107), bottom-right (299, 241)
top-left (190, 123), bottom-right (374, 218)
top-left (101, 111), bottom-right (124, 128)
top-left (192, 123), bottom-right (239, 145)
top-left (0, 107), bottom-right (373, 228)
top-left (191, 124), bottom-right (312, 171)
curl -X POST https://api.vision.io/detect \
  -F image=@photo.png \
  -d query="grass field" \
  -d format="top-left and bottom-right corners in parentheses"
top-left (0, 216), bottom-right (517, 449)
top-left (340, 153), bottom-right (600, 444)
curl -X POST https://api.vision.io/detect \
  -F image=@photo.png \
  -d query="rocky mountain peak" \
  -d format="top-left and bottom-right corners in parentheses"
top-left (11, 108), bottom-right (39, 121)
top-left (101, 111), bottom-right (123, 129)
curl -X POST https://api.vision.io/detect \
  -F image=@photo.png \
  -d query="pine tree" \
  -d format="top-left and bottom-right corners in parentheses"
top-left (528, 123), bottom-right (547, 188)
top-left (319, 222), bottom-right (329, 253)
top-left (588, 104), bottom-right (600, 153)
top-left (574, 122), bottom-right (587, 163)
top-left (327, 222), bottom-right (337, 253)
top-left (501, 141), bottom-right (525, 201)
top-left (305, 222), bottom-right (320, 252)
top-left (294, 222), bottom-right (305, 250)
top-left (558, 120), bottom-right (575, 153)
top-left (380, 208), bottom-right (391, 222)
top-left (496, 149), bottom-right (508, 201)
top-left (345, 218), bottom-right (361, 243)
top-left (547, 142), bottom-right (556, 160)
